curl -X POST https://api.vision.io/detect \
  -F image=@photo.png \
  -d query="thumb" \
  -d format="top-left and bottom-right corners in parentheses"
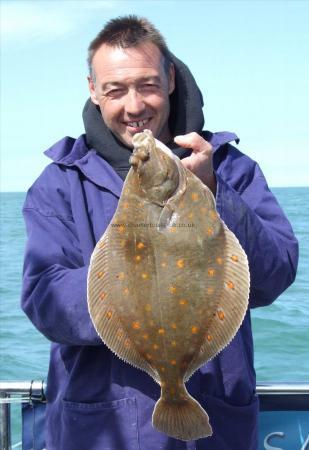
top-left (174, 134), bottom-right (194, 148)
top-left (174, 132), bottom-right (212, 153)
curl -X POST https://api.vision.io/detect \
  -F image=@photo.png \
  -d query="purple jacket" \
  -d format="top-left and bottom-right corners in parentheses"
top-left (21, 131), bottom-right (298, 450)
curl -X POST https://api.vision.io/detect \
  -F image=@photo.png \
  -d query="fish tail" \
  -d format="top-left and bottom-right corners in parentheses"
top-left (152, 385), bottom-right (212, 441)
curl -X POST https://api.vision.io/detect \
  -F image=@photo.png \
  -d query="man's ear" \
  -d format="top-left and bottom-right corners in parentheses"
top-left (168, 63), bottom-right (175, 95)
top-left (87, 76), bottom-right (99, 105)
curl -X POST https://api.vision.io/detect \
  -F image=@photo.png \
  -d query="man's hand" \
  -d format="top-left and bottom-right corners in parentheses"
top-left (174, 132), bottom-right (217, 196)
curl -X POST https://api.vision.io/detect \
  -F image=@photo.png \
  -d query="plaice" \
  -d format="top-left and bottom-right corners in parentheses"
top-left (87, 129), bottom-right (250, 441)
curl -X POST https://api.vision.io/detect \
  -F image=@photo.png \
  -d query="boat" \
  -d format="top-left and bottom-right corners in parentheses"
top-left (0, 381), bottom-right (308, 449)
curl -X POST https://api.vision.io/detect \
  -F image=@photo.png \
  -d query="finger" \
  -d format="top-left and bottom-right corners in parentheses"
top-left (180, 156), bottom-right (193, 170)
top-left (174, 133), bottom-right (212, 153)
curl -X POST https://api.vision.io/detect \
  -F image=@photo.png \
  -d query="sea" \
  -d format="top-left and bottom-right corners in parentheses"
top-left (0, 188), bottom-right (308, 446)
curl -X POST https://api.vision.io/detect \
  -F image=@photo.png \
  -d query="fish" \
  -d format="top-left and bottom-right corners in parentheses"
top-left (87, 129), bottom-right (250, 441)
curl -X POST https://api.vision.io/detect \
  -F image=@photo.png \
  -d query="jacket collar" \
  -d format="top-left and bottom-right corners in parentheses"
top-left (44, 135), bottom-right (123, 197)
top-left (44, 131), bottom-right (239, 198)
top-left (203, 130), bottom-right (240, 152)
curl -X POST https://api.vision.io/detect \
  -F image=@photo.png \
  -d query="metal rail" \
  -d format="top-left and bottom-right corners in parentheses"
top-left (0, 381), bottom-right (308, 450)
top-left (256, 382), bottom-right (309, 395)
top-left (0, 380), bottom-right (46, 450)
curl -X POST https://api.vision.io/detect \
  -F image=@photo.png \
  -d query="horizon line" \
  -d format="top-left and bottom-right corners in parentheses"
top-left (1, 186), bottom-right (309, 194)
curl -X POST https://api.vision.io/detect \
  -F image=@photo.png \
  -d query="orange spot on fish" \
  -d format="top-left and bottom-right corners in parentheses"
top-left (207, 287), bottom-right (214, 295)
top-left (120, 239), bottom-right (126, 248)
top-left (141, 273), bottom-right (149, 279)
top-left (160, 367), bottom-right (166, 372)
top-left (169, 286), bottom-right (177, 294)
top-left (97, 271), bottom-right (105, 279)
top-left (171, 323), bottom-right (177, 330)
top-left (124, 339), bottom-right (131, 348)
top-left (158, 328), bottom-right (165, 335)
top-left (123, 202), bottom-right (129, 209)
top-left (146, 353), bottom-right (153, 361)
top-left (209, 210), bottom-right (217, 220)
top-left (187, 212), bottom-right (194, 219)
top-left (169, 226), bottom-right (177, 233)
top-left (226, 281), bottom-right (235, 290)
top-left (176, 259), bottom-right (185, 268)
top-left (191, 192), bottom-right (199, 201)
top-left (171, 340), bottom-right (177, 347)
top-left (207, 227), bottom-right (214, 236)
top-left (208, 268), bottom-right (216, 277)
top-left (179, 299), bottom-right (188, 306)
top-left (116, 272), bottom-right (125, 280)
top-left (132, 321), bottom-right (141, 330)
top-left (161, 261), bottom-right (167, 268)
top-left (191, 326), bottom-right (199, 334)
top-left (216, 257), bottom-right (223, 265)
top-left (100, 292), bottom-right (106, 301)
top-left (170, 360), bottom-right (177, 366)
top-left (217, 310), bottom-right (225, 321)
top-left (142, 333), bottom-right (149, 340)
top-left (137, 242), bottom-right (145, 249)
top-left (231, 255), bottom-right (239, 262)
top-left (135, 255), bottom-right (142, 262)
top-left (118, 225), bottom-right (125, 233)
top-left (145, 304), bottom-right (152, 312)
top-left (106, 311), bottom-right (113, 319)
top-left (123, 288), bottom-right (129, 295)
top-left (153, 344), bottom-right (159, 350)
top-left (207, 334), bottom-right (213, 342)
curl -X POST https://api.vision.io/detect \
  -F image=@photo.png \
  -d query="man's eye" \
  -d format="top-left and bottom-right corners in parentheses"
top-left (106, 89), bottom-right (124, 97)
top-left (140, 84), bottom-right (159, 91)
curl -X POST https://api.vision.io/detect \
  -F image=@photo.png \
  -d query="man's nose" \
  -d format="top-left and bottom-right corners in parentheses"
top-left (125, 89), bottom-right (145, 115)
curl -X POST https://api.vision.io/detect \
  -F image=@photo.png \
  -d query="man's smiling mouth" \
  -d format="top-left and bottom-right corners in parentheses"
top-left (125, 118), bottom-right (151, 128)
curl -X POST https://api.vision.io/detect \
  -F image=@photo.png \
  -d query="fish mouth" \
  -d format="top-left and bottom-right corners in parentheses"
top-left (124, 118), bottom-right (151, 133)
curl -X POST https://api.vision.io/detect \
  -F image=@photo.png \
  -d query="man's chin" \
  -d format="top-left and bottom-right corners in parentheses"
top-left (114, 132), bottom-right (135, 149)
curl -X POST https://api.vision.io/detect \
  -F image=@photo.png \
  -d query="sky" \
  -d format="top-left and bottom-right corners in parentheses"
top-left (1, 0), bottom-right (308, 191)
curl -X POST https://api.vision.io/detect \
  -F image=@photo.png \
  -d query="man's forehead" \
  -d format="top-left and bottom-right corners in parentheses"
top-left (102, 75), bottom-right (162, 89)
top-left (92, 42), bottom-right (165, 74)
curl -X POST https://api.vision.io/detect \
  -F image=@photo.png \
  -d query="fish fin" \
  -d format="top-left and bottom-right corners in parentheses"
top-left (87, 232), bottom-right (159, 382)
top-left (184, 222), bottom-right (250, 381)
top-left (152, 384), bottom-right (212, 441)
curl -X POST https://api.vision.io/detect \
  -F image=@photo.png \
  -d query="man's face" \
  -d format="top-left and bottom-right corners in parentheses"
top-left (88, 42), bottom-right (175, 148)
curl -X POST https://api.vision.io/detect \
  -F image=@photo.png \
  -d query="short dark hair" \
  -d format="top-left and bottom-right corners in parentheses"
top-left (87, 15), bottom-right (171, 79)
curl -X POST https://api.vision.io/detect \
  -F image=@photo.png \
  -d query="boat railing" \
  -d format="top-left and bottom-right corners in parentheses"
top-left (0, 381), bottom-right (308, 450)
top-left (0, 380), bottom-right (46, 450)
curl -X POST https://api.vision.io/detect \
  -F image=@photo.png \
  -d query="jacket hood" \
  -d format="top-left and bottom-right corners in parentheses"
top-left (82, 52), bottom-right (205, 180)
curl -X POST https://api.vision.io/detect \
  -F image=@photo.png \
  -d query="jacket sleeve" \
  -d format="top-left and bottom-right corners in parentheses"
top-left (215, 159), bottom-right (298, 308)
top-left (21, 173), bottom-right (102, 346)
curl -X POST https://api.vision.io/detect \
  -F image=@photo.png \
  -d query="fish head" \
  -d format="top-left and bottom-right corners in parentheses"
top-left (129, 129), bottom-right (180, 205)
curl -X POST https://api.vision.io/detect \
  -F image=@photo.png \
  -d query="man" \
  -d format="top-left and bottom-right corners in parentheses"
top-left (21, 15), bottom-right (298, 450)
